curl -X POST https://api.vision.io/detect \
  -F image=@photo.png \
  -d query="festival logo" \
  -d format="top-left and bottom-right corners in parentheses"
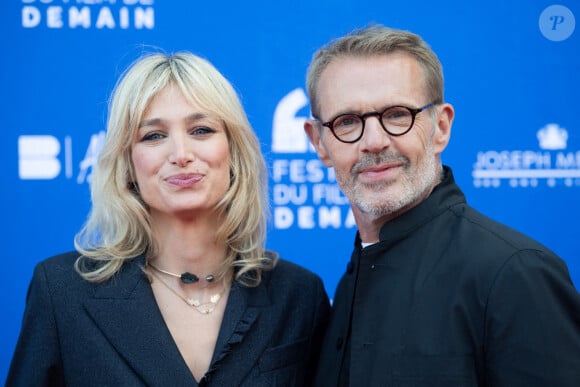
top-left (270, 88), bottom-right (354, 230)
top-left (472, 123), bottom-right (580, 188)
top-left (18, 131), bottom-right (105, 184)
top-left (20, 0), bottom-right (155, 30)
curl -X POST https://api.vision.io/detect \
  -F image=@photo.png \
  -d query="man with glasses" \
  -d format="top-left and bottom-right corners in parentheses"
top-left (304, 25), bottom-right (580, 386)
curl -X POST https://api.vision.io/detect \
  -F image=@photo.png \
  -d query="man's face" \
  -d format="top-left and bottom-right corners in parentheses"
top-left (305, 53), bottom-right (452, 225)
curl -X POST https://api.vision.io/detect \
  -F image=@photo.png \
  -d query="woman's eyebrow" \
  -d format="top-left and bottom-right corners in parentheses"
top-left (139, 113), bottom-right (211, 128)
top-left (138, 117), bottom-right (163, 128)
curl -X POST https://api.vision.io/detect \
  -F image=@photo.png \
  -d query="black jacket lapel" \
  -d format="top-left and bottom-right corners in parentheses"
top-left (83, 257), bottom-right (195, 386)
top-left (205, 281), bottom-right (271, 385)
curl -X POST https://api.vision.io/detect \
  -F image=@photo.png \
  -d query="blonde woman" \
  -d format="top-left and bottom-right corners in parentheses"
top-left (8, 52), bottom-right (329, 386)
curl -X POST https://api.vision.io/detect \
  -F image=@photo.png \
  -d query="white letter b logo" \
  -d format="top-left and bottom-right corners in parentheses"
top-left (18, 135), bottom-right (61, 179)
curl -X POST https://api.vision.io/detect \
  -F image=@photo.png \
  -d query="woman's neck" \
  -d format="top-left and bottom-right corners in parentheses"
top-left (149, 211), bottom-right (228, 275)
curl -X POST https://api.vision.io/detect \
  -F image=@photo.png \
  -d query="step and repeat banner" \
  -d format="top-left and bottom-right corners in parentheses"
top-left (2, 0), bottom-right (578, 379)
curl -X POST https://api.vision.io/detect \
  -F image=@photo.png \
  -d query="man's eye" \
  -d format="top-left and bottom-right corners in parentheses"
top-left (383, 108), bottom-right (411, 120)
top-left (334, 115), bottom-right (360, 128)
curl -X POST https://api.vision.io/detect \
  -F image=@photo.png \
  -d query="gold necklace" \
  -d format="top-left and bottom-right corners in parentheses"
top-left (148, 267), bottom-right (225, 315)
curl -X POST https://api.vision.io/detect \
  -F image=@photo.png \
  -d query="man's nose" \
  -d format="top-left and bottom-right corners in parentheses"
top-left (359, 116), bottom-right (391, 153)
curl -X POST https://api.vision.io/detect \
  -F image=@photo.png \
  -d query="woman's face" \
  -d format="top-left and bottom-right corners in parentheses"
top-left (131, 83), bottom-right (231, 220)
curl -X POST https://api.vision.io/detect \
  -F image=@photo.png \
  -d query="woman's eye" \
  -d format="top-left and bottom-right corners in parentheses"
top-left (141, 132), bottom-right (165, 142)
top-left (191, 126), bottom-right (216, 136)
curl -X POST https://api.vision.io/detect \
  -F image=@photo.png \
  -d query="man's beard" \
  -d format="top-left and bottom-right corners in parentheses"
top-left (337, 141), bottom-right (438, 217)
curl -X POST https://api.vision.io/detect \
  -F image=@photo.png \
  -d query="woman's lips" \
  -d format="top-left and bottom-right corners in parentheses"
top-left (165, 173), bottom-right (203, 187)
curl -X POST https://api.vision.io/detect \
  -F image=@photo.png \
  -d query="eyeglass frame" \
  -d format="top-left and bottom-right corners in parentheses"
top-left (315, 101), bottom-right (439, 143)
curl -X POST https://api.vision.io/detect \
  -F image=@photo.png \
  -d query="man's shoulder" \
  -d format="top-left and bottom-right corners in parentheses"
top-left (456, 205), bottom-right (555, 253)
top-left (443, 204), bottom-right (569, 285)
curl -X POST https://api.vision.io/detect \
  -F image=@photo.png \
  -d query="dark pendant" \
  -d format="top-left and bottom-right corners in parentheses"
top-left (180, 272), bottom-right (199, 284)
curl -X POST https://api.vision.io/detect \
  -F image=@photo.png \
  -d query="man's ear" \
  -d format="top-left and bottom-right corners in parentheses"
top-left (304, 119), bottom-right (333, 167)
top-left (433, 103), bottom-right (454, 154)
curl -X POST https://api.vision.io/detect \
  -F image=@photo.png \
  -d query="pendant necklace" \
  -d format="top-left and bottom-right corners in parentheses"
top-left (148, 262), bottom-right (215, 284)
top-left (147, 265), bottom-right (225, 315)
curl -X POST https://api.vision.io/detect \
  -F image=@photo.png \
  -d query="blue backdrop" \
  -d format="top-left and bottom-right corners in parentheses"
top-left (2, 0), bottom-right (578, 381)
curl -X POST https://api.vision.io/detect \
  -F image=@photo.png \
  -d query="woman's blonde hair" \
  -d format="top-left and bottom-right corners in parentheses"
top-left (75, 51), bottom-right (275, 286)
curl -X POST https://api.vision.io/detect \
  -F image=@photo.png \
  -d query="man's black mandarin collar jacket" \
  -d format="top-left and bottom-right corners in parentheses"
top-left (314, 166), bottom-right (580, 386)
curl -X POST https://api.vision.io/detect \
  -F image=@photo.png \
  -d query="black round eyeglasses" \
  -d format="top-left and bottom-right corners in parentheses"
top-left (318, 101), bottom-right (438, 143)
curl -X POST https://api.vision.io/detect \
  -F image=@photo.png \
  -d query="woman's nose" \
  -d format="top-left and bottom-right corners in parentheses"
top-left (168, 134), bottom-right (194, 167)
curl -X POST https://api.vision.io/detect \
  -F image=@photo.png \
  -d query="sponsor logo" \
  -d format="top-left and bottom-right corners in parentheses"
top-left (270, 88), bottom-right (355, 230)
top-left (20, 0), bottom-right (155, 30)
top-left (472, 124), bottom-right (580, 188)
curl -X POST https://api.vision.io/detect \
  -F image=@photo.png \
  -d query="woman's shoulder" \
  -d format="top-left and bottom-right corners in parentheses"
top-left (266, 257), bottom-right (324, 287)
top-left (23, 251), bottom-right (90, 301)
top-left (41, 250), bottom-right (82, 266)
top-left (258, 258), bottom-right (330, 313)
top-left (31, 250), bottom-right (82, 275)
top-left (273, 257), bottom-right (317, 274)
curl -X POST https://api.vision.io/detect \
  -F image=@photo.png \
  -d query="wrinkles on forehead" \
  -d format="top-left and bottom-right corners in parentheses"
top-left (316, 54), bottom-right (427, 122)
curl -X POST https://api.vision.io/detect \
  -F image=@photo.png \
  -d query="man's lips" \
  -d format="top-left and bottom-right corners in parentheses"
top-left (358, 163), bottom-right (400, 180)
top-left (165, 173), bottom-right (203, 187)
